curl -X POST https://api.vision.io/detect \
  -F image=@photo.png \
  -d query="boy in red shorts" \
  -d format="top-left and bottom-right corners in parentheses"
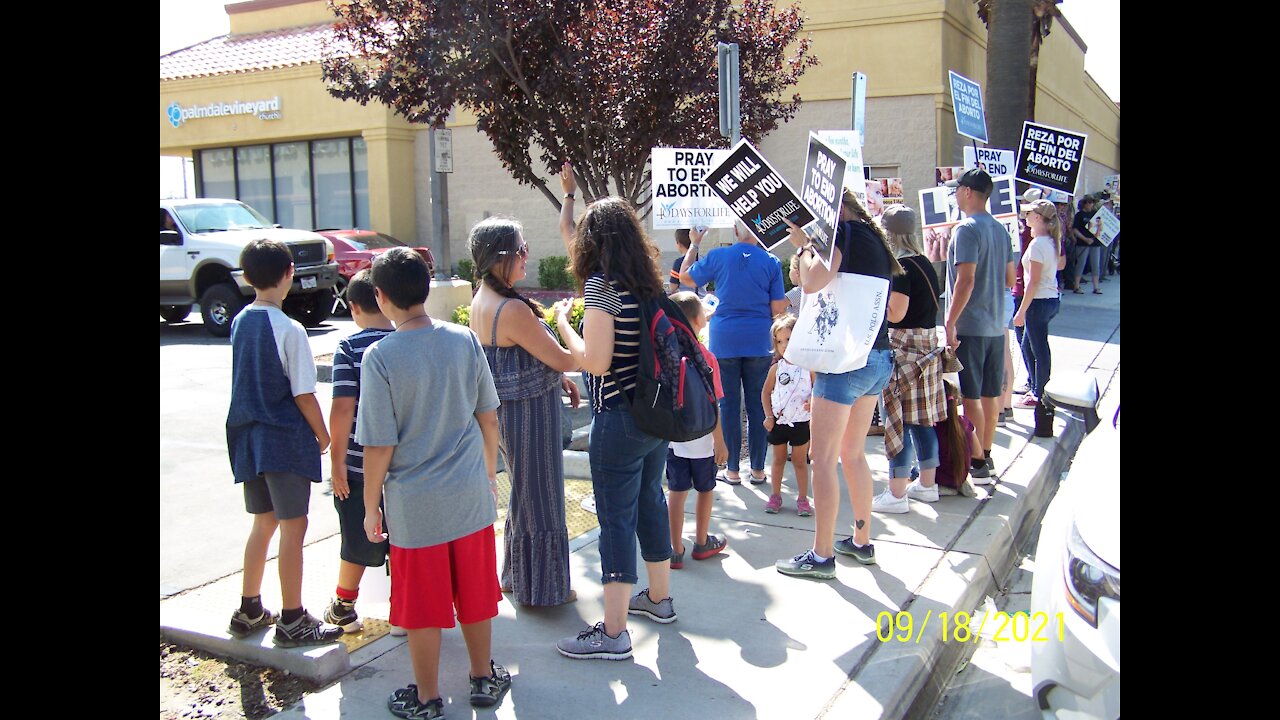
top-left (357, 248), bottom-right (510, 718)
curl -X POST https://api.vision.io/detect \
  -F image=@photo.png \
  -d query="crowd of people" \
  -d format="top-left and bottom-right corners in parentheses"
top-left (219, 161), bottom-right (1114, 718)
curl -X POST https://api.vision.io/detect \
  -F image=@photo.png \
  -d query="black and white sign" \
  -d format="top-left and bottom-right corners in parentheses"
top-left (703, 139), bottom-right (815, 251)
top-left (650, 148), bottom-right (735, 230)
top-left (963, 147), bottom-right (1016, 177)
top-left (800, 132), bottom-right (847, 267)
top-left (1015, 121), bottom-right (1087, 195)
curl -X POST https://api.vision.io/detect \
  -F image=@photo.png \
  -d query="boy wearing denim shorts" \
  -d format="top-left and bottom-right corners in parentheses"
top-left (663, 292), bottom-right (729, 569)
top-left (323, 270), bottom-right (396, 634)
top-left (225, 239), bottom-right (343, 647)
top-left (357, 248), bottom-right (511, 718)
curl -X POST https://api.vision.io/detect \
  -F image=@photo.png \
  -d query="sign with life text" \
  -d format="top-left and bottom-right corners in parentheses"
top-left (918, 174), bottom-right (1019, 262)
top-left (1016, 121), bottom-right (1088, 195)
top-left (815, 130), bottom-right (866, 210)
top-left (948, 71), bottom-right (988, 143)
top-left (799, 133), bottom-right (848, 268)
top-left (963, 146), bottom-right (1016, 177)
top-left (702, 139), bottom-right (815, 251)
top-left (1087, 206), bottom-right (1120, 247)
top-left (650, 148), bottom-right (735, 230)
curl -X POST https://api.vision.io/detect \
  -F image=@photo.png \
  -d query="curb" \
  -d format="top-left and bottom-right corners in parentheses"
top-left (825, 411), bottom-right (1087, 720)
top-left (160, 607), bottom-right (351, 685)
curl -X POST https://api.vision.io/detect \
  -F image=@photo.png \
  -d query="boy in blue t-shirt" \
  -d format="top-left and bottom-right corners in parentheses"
top-left (323, 269), bottom-right (396, 634)
top-left (225, 239), bottom-right (343, 647)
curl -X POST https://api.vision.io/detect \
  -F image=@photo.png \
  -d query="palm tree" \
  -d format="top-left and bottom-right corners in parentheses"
top-left (974, 0), bottom-right (1061, 149)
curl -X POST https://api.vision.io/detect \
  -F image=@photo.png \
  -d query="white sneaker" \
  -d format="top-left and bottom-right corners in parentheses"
top-left (872, 488), bottom-right (910, 514)
top-left (905, 480), bottom-right (939, 503)
top-left (389, 625), bottom-right (407, 637)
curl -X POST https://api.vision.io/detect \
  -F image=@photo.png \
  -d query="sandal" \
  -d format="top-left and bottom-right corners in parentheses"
top-left (716, 469), bottom-right (742, 486)
top-left (748, 471), bottom-right (768, 485)
top-left (1092, 289), bottom-right (1103, 295)
top-left (1072, 288), bottom-right (1084, 294)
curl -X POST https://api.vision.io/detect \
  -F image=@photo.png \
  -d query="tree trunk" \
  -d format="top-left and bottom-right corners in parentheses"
top-left (985, 0), bottom-right (1034, 150)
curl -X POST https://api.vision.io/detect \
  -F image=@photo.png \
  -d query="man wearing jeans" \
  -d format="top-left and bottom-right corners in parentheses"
top-left (944, 169), bottom-right (1015, 481)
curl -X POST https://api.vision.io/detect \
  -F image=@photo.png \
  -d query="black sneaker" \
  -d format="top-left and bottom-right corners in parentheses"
top-left (833, 537), bottom-right (877, 565)
top-left (388, 685), bottom-right (443, 719)
top-left (469, 660), bottom-right (512, 707)
top-left (323, 597), bottom-right (363, 634)
top-left (969, 460), bottom-right (992, 479)
top-left (228, 607), bottom-right (275, 638)
top-left (272, 610), bottom-right (344, 648)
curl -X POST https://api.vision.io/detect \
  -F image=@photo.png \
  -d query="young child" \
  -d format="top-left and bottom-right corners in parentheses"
top-left (665, 292), bottom-right (729, 567)
top-left (760, 314), bottom-right (813, 516)
top-left (323, 269), bottom-right (396, 635)
top-left (669, 229), bottom-right (702, 295)
top-left (225, 239), bottom-right (343, 647)
top-left (934, 380), bottom-right (981, 497)
top-left (357, 248), bottom-right (511, 717)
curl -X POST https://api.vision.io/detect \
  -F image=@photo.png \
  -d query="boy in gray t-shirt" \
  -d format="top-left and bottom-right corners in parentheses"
top-left (357, 248), bottom-right (512, 715)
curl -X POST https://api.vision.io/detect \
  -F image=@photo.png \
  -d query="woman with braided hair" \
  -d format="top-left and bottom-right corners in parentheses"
top-left (467, 217), bottom-right (581, 607)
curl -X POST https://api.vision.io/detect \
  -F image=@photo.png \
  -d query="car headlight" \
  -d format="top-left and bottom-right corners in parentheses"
top-left (325, 239), bottom-right (335, 263)
top-left (1063, 520), bottom-right (1120, 627)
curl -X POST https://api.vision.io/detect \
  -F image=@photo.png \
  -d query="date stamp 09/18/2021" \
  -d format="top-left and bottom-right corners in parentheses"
top-left (876, 610), bottom-right (1065, 644)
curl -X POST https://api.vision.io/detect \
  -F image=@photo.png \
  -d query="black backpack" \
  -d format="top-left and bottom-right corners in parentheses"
top-left (611, 293), bottom-right (719, 443)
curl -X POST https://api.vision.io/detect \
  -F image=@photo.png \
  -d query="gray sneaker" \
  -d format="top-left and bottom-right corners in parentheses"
top-left (627, 589), bottom-right (677, 624)
top-left (273, 610), bottom-right (344, 648)
top-left (775, 549), bottom-right (836, 579)
top-left (833, 537), bottom-right (877, 565)
top-left (556, 622), bottom-right (632, 660)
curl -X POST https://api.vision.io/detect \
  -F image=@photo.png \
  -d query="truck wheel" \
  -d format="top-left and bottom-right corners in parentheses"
top-left (331, 277), bottom-right (350, 316)
top-left (288, 293), bottom-right (332, 327)
top-left (160, 305), bottom-right (192, 323)
top-left (200, 284), bottom-right (245, 337)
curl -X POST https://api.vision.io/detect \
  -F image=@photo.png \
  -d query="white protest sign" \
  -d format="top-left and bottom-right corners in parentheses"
top-left (651, 148), bottom-right (736, 230)
top-left (1088, 206), bottom-right (1120, 247)
top-left (963, 146), bottom-right (1016, 177)
top-left (815, 130), bottom-right (866, 209)
top-left (918, 175), bottom-right (1019, 261)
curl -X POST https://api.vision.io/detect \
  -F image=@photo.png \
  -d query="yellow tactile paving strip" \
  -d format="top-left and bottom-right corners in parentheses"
top-left (335, 617), bottom-right (392, 652)
top-left (493, 472), bottom-right (599, 542)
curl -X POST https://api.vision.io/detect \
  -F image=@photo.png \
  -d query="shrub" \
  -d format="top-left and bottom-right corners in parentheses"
top-left (451, 303), bottom-right (471, 327)
top-left (538, 256), bottom-right (573, 289)
top-left (457, 258), bottom-right (477, 289)
top-left (542, 297), bottom-right (585, 347)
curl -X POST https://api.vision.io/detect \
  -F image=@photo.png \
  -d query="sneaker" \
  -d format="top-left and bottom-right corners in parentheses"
top-left (749, 472), bottom-right (768, 485)
top-left (389, 625), bottom-right (408, 637)
top-left (969, 460), bottom-right (992, 480)
top-left (228, 607), bottom-right (275, 638)
top-left (872, 488), bottom-right (909, 514)
top-left (1016, 393), bottom-right (1039, 408)
top-left (580, 495), bottom-right (597, 514)
top-left (937, 484), bottom-right (959, 496)
top-left (775, 549), bottom-right (836, 579)
top-left (692, 534), bottom-right (728, 560)
top-left (796, 497), bottom-right (814, 517)
top-left (557, 622), bottom-right (633, 660)
top-left (1013, 384), bottom-right (1030, 395)
top-left (834, 537), bottom-right (877, 565)
top-left (905, 479), bottom-right (939, 503)
top-left (469, 660), bottom-right (512, 708)
top-left (670, 545), bottom-right (685, 570)
top-left (323, 598), bottom-right (363, 634)
top-left (1003, 408), bottom-right (1015, 423)
top-left (273, 610), bottom-right (344, 648)
top-left (764, 493), bottom-right (783, 514)
top-left (627, 589), bottom-right (677, 623)
top-left (388, 686), bottom-right (443, 719)
top-left (996, 410), bottom-right (1007, 427)
top-left (959, 478), bottom-right (980, 497)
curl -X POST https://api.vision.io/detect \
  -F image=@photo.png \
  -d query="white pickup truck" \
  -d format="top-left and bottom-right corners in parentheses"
top-left (160, 199), bottom-right (340, 337)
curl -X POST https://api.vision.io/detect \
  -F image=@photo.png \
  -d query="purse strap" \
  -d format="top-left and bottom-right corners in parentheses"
top-left (905, 255), bottom-right (941, 313)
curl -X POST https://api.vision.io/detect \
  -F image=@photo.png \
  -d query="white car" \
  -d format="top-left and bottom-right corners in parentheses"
top-left (1031, 380), bottom-right (1119, 719)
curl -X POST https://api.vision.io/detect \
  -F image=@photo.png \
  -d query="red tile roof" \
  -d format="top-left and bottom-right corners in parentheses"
top-left (160, 22), bottom-right (340, 80)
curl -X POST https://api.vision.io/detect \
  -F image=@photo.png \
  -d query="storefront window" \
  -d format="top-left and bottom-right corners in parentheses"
top-left (199, 148), bottom-right (235, 199)
top-left (236, 146), bottom-right (273, 222)
top-left (273, 142), bottom-right (311, 230)
top-left (353, 137), bottom-right (370, 229)
top-left (313, 139), bottom-right (353, 229)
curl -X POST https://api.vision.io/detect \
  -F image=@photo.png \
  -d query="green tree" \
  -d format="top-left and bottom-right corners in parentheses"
top-left (323, 0), bottom-right (817, 214)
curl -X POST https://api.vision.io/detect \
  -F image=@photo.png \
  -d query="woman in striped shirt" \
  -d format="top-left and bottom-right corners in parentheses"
top-left (551, 163), bottom-right (677, 661)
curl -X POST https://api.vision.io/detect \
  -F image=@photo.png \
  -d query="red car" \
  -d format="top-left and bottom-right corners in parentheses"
top-left (317, 230), bottom-right (436, 315)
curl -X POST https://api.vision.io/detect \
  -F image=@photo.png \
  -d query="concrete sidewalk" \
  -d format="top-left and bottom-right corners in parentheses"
top-left (161, 280), bottom-right (1119, 719)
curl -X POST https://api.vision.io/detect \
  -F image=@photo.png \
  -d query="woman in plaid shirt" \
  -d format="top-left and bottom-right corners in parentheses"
top-left (874, 206), bottom-right (948, 514)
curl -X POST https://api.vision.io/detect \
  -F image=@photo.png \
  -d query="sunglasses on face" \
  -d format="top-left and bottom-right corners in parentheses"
top-left (498, 243), bottom-right (529, 258)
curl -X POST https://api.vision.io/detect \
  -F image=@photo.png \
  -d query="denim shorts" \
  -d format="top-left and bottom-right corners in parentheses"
top-left (812, 349), bottom-right (893, 406)
top-left (589, 408), bottom-right (672, 585)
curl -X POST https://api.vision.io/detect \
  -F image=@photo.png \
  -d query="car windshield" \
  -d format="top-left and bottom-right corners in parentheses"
top-left (172, 202), bottom-right (272, 233)
top-left (340, 233), bottom-right (406, 251)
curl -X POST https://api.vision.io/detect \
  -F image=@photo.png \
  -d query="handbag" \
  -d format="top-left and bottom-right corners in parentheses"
top-left (906, 255), bottom-right (963, 374)
top-left (785, 271), bottom-right (890, 374)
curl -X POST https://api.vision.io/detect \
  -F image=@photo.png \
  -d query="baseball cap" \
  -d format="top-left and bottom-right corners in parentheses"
top-left (1019, 187), bottom-right (1044, 213)
top-left (881, 204), bottom-right (918, 235)
top-left (947, 168), bottom-right (993, 195)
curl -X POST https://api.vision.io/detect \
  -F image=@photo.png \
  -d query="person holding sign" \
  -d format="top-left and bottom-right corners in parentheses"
top-left (944, 169), bottom-right (1014, 482)
top-left (1071, 196), bottom-right (1103, 295)
top-left (1011, 200), bottom-right (1064, 408)
top-left (677, 223), bottom-right (788, 485)
top-left (775, 190), bottom-right (904, 578)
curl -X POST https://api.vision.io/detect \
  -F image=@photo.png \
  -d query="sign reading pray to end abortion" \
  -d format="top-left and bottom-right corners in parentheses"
top-left (702, 139), bottom-right (815, 251)
top-left (800, 132), bottom-right (847, 268)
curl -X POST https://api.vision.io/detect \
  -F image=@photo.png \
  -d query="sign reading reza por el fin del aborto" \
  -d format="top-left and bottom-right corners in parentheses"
top-left (703, 139), bottom-right (815, 250)
top-left (1015, 121), bottom-right (1088, 195)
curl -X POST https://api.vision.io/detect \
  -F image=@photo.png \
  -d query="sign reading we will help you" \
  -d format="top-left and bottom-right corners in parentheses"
top-left (948, 71), bottom-right (988, 143)
top-left (650, 148), bottom-right (735, 230)
top-left (703, 139), bottom-right (815, 251)
top-left (1016, 121), bottom-right (1087, 195)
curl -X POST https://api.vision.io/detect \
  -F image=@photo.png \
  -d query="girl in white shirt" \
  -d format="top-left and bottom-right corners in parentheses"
top-left (1012, 200), bottom-right (1065, 406)
top-left (761, 315), bottom-right (813, 516)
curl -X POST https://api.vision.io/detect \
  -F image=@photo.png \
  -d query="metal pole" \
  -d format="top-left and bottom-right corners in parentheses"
top-left (429, 124), bottom-right (451, 280)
